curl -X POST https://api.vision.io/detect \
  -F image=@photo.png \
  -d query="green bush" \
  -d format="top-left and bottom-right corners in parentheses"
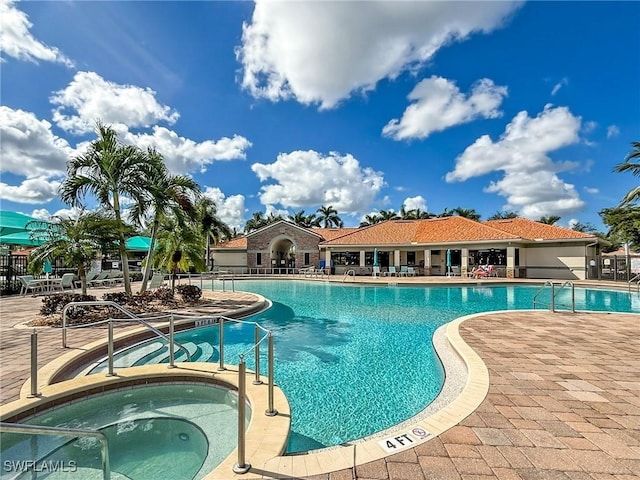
top-left (152, 287), bottom-right (176, 305)
top-left (176, 284), bottom-right (202, 302)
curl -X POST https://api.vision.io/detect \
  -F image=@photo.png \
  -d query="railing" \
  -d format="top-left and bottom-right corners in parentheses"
top-left (532, 281), bottom-right (575, 312)
top-left (342, 269), bottom-right (355, 282)
top-left (628, 273), bottom-right (640, 293)
top-left (0, 422), bottom-right (111, 480)
top-left (62, 301), bottom-right (192, 372)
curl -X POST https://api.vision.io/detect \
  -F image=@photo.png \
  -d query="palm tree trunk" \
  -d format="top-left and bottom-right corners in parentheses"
top-left (113, 194), bottom-right (132, 295)
top-left (139, 218), bottom-right (159, 293)
top-left (78, 263), bottom-right (87, 296)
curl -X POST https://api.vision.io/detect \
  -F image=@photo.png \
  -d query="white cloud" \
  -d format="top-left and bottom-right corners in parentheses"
top-left (446, 104), bottom-right (586, 218)
top-left (31, 206), bottom-right (83, 221)
top-left (237, 1), bottom-right (521, 109)
top-left (551, 77), bottom-right (568, 96)
top-left (51, 71), bottom-right (179, 135)
top-left (123, 127), bottom-right (252, 175)
top-left (265, 204), bottom-right (290, 219)
top-left (607, 125), bottom-right (620, 139)
top-left (202, 186), bottom-right (246, 231)
top-left (0, 0), bottom-right (73, 66)
top-left (0, 177), bottom-right (61, 204)
top-left (403, 195), bottom-right (428, 212)
top-left (0, 106), bottom-right (73, 178)
top-left (252, 150), bottom-right (385, 214)
top-left (383, 76), bottom-right (507, 140)
top-left (584, 187), bottom-right (599, 194)
top-left (582, 120), bottom-right (597, 134)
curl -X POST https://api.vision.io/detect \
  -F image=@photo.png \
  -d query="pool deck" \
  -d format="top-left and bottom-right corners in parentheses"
top-left (1, 278), bottom-right (639, 479)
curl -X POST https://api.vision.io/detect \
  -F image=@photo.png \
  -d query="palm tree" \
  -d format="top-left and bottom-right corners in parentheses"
top-left (60, 122), bottom-right (152, 295)
top-left (27, 211), bottom-right (125, 295)
top-left (316, 205), bottom-right (343, 228)
top-left (244, 211), bottom-right (267, 233)
top-left (614, 141), bottom-right (640, 205)
top-left (539, 215), bottom-right (560, 225)
top-left (452, 207), bottom-right (481, 221)
top-left (378, 209), bottom-right (400, 221)
top-left (288, 210), bottom-right (320, 227)
top-left (488, 211), bottom-right (519, 220)
top-left (153, 216), bottom-right (206, 292)
top-left (359, 213), bottom-right (382, 227)
top-left (131, 150), bottom-right (201, 293)
top-left (197, 196), bottom-right (232, 270)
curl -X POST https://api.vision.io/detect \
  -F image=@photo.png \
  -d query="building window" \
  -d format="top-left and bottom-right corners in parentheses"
top-left (407, 252), bottom-right (416, 265)
top-left (331, 251), bottom-right (359, 266)
top-left (257, 252), bottom-right (262, 265)
top-left (304, 252), bottom-right (310, 265)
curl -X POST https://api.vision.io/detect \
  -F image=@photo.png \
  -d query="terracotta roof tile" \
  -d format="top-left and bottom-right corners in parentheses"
top-left (414, 216), bottom-right (518, 243)
top-left (484, 218), bottom-right (596, 240)
top-left (215, 237), bottom-right (247, 249)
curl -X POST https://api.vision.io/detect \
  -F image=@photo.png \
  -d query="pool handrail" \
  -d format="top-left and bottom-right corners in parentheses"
top-left (0, 422), bottom-right (111, 480)
top-left (62, 301), bottom-right (192, 362)
top-left (532, 280), bottom-right (575, 312)
top-left (628, 273), bottom-right (640, 293)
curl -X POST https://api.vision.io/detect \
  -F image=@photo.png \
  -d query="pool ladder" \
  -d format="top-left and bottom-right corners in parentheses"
top-left (342, 269), bottom-right (355, 282)
top-left (628, 273), bottom-right (640, 293)
top-left (532, 280), bottom-right (575, 312)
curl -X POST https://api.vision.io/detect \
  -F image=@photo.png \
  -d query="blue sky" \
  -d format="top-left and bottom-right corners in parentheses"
top-left (1, 0), bottom-right (638, 231)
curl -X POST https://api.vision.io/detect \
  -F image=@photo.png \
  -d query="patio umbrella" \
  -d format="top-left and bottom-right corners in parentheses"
top-left (0, 231), bottom-right (46, 247)
top-left (446, 249), bottom-right (451, 276)
top-left (0, 210), bottom-right (45, 236)
top-left (125, 236), bottom-right (153, 252)
top-left (373, 248), bottom-right (378, 267)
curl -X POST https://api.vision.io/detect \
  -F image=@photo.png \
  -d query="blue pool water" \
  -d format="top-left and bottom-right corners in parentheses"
top-left (1, 384), bottom-right (248, 480)
top-left (98, 282), bottom-right (639, 453)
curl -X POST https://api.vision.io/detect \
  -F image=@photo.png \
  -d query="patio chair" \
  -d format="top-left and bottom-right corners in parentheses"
top-left (18, 275), bottom-right (42, 296)
top-left (399, 266), bottom-right (409, 277)
top-left (372, 266), bottom-right (380, 278)
top-left (105, 270), bottom-right (125, 286)
top-left (59, 273), bottom-right (76, 291)
top-left (384, 266), bottom-right (397, 276)
top-left (148, 272), bottom-right (166, 290)
top-left (88, 270), bottom-right (110, 287)
top-left (406, 266), bottom-right (416, 277)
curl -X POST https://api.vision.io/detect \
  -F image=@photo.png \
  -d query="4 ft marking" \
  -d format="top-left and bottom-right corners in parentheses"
top-left (377, 428), bottom-right (432, 453)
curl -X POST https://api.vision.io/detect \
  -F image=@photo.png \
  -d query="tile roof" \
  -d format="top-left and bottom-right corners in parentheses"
top-left (484, 218), bottom-right (596, 240)
top-left (214, 217), bottom-right (597, 249)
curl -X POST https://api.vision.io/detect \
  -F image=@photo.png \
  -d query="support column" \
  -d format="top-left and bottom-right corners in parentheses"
top-left (461, 248), bottom-right (469, 277)
top-left (394, 250), bottom-right (400, 267)
top-left (423, 249), bottom-right (431, 276)
top-left (325, 248), bottom-right (332, 274)
top-left (506, 246), bottom-right (515, 278)
top-left (359, 250), bottom-right (365, 267)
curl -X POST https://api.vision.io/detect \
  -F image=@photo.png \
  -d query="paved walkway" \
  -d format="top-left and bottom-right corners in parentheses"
top-left (1, 280), bottom-right (639, 479)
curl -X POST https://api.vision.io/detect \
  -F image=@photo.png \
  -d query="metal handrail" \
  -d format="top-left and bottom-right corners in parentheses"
top-left (62, 301), bottom-right (191, 362)
top-left (342, 269), bottom-right (355, 282)
top-left (0, 422), bottom-right (111, 480)
top-left (628, 273), bottom-right (640, 293)
top-left (532, 280), bottom-right (575, 312)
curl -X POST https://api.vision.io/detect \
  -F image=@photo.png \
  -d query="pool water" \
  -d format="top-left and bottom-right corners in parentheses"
top-left (0, 384), bottom-right (249, 480)
top-left (95, 282), bottom-right (639, 453)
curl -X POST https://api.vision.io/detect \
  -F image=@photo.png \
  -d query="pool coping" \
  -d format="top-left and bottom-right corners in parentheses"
top-left (0, 363), bottom-right (291, 480)
top-left (206, 310), bottom-right (491, 479)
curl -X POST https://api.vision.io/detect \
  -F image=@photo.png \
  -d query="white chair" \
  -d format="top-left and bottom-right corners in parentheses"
top-left (384, 266), bottom-right (398, 277)
top-left (148, 272), bottom-right (166, 290)
top-left (407, 266), bottom-right (416, 277)
top-left (18, 275), bottom-right (41, 296)
top-left (59, 273), bottom-right (76, 291)
top-left (372, 266), bottom-right (381, 278)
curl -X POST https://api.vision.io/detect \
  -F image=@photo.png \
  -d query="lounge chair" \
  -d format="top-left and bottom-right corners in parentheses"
top-left (384, 266), bottom-right (397, 276)
top-left (399, 266), bottom-right (409, 277)
top-left (18, 275), bottom-right (42, 296)
top-left (58, 273), bottom-right (76, 291)
top-left (148, 272), bottom-right (166, 290)
top-left (88, 270), bottom-right (110, 287)
top-left (105, 270), bottom-right (125, 286)
top-left (372, 266), bottom-right (380, 278)
top-left (406, 266), bottom-right (416, 277)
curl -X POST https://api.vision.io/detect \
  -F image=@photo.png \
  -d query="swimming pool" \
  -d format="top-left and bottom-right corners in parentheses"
top-left (92, 282), bottom-right (639, 453)
top-left (1, 383), bottom-right (248, 480)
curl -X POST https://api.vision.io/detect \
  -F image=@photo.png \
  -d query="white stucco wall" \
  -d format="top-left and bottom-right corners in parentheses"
top-left (521, 244), bottom-right (587, 279)
top-left (212, 251), bottom-right (247, 270)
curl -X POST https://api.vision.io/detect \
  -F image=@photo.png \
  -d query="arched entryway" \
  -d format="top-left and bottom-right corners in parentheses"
top-left (269, 236), bottom-right (297, 269)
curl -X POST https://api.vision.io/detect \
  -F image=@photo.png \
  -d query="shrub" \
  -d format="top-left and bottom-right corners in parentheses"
top-left (152, 287), bottom-right (176, 305)
top-left (176, 284), bottom-right (202, 302)
top-left (40, 293), bottom-right (97, 316)
top-left (102, 292), bottom-right (130, 305)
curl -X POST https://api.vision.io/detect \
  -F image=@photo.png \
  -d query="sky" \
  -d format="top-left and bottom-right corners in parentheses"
top-left (1, 0), bottom-right (639, 232)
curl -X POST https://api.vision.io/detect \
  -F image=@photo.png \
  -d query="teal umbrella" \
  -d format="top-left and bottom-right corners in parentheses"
top-left (446, 249), bottom-right (451, 276)
top-left (373, 248), bottom-right (378, 267)
top-left (0, 231), bottom-right (46, 246)
top-left (125, 236), bottom-right (153, 252)
top-left (0, 211), bottom-right (47, 236)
